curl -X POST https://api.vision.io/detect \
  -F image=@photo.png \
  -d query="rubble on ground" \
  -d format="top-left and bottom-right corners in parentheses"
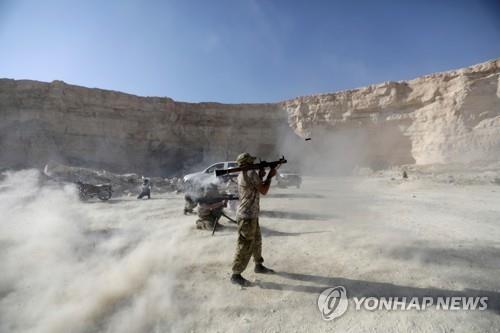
top-left (43, 161), bottom-right (183, 195)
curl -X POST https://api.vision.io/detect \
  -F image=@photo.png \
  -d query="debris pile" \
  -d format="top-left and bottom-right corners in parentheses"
top-left (43, 161), bottom-right (183, 195)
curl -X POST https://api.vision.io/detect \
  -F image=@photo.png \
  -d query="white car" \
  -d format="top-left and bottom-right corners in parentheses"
top-left (183, 161), bottom-right (238, 185)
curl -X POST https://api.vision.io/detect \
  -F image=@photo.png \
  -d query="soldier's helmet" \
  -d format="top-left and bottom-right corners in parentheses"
top-left (236, 152), bottom-right (256, 166)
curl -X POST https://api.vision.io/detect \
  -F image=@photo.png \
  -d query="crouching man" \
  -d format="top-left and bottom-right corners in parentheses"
top-left (231, 153), bottom-right (277, 286)
top-left (183, 180), bottom-right (200, 214)
top-left (137, 177), bottom-right (152, 199)
top-left (196, 184), bottom-right (225, 230)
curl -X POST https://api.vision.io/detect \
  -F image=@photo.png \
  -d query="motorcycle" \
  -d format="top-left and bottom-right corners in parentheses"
top-left (76, 181), bottom-right (113, 201)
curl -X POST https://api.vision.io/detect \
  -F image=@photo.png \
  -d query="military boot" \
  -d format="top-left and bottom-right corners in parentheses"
top-left (254, 264), bottom-right (275, 274)
top-left (230, 274), bottom-right (251, 286)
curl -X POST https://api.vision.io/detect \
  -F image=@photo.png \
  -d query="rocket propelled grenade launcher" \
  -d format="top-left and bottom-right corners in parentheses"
top-left (215, 156), bottom-right (287, 177)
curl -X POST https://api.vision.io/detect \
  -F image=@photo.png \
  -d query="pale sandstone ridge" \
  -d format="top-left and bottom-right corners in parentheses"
top-left (0, 59), bottom-right (499, 175)
top-left (282, 58), bottom-right (500, 166)
top-left (0, 80), bottom-right (287, 174)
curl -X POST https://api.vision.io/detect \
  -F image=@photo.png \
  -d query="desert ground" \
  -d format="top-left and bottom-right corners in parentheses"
top-left (1, 170), bottom-right (500, 332)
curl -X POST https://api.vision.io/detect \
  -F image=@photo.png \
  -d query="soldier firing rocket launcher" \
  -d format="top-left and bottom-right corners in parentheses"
top-left (215, 156), bottom-right (287, 177)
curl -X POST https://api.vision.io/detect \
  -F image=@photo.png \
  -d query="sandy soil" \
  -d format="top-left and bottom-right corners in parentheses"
top-left (1, 171), bottom-right (500, 332)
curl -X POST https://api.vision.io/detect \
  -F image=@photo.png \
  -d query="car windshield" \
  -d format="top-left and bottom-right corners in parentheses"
top-left (206, 163), bottom-right (224, 173)
top-left (228, 162), bottom-right (238, 168)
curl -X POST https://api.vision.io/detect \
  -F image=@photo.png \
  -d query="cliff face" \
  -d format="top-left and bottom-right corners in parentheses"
top-left (282, 59), bottom-right (500, 167)
top-left (1, 59), bottom-right (499, 175)
top-left (0, 80), bottom-right (289, 175)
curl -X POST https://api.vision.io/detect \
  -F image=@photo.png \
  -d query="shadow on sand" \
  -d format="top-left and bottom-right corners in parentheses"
top-left (267, 193), bottom-right (326, 199)
top-left (135, 197), bottom-right (166, 201)
top-left (82, 197), bottom-right (166, 204)
top-left (260, 226), bottom-right (329, 237)
top-left (386, 245), bottom-right (500, 270)
top-left (214, 224), bottom-right (328, 238)
top-left (256, 272), bottom-right (500, 313)
top-left (260, 210), bottom-right (334, 221)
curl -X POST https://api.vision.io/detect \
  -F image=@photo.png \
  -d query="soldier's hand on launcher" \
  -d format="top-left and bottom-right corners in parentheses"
top-left (258, 168), bottom-right (266, 179)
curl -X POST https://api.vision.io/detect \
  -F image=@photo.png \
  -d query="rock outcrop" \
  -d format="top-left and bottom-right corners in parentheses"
top-left (283, 59), bottom-right (500, 168)
top-left (0, 80), bottom-right (289, 175)
top-left (1, 59), bottom-right (499, 175)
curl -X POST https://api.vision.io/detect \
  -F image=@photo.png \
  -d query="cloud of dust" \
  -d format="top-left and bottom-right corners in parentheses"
top-left (0, 170), bottom-right (189, 333)
top-left (277, 124), bottom-right (415, 175)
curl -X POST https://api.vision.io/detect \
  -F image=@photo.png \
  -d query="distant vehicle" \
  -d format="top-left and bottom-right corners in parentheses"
top-left (275, 171), bottom-right (302, 188)
top-left (183, 161), bottom-right (238, 186)
top-left (76, 181), bottom-right (113, 201)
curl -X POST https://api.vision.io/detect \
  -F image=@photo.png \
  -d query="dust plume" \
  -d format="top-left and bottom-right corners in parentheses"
top-left (277, 123), bottom-right (415, 175)
top-left (0, 170), bottom-right (186, 333)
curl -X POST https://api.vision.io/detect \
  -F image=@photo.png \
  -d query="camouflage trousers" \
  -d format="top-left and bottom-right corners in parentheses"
top-left (232, 218), bottom-right (264, 274)
top-left (184, 195), bottom-right (197, 214)
top-left (196, 208), bottom-right (222, 230)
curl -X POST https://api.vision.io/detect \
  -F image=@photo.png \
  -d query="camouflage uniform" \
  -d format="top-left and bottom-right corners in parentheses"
top-left (184, 194), bottom-right (197, 214)
top-left (195, 184), bottom-right (224, 230)
top-left (231, 169), bottom-right (264, 274)
top-left (183, 180), bottom-right (200, 214)
top-left (196, 204), bottom-right (223, 230)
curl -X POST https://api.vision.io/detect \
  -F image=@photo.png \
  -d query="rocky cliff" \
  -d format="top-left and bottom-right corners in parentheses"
top-left (0, 80), bottom-right (289, 175)
top-left (283, 59), bottom-right (500, 169)
top-left (1, 59), bottom-right (499, 175)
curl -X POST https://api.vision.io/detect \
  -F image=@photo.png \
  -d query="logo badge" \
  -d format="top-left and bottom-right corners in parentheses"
top-left (317, 286), bottom-right (349, 321)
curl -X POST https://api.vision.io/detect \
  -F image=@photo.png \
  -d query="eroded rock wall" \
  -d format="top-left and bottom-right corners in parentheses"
top-left (282, 59), bottom-right (500, 168)
top-left (1, 59), bottom-right (499, 175)
top-left (0, 80), bottom-right (290, 175)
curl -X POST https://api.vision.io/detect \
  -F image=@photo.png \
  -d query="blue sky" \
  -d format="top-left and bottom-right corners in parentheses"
top-left (0, 0), bottom-right (499, 103)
